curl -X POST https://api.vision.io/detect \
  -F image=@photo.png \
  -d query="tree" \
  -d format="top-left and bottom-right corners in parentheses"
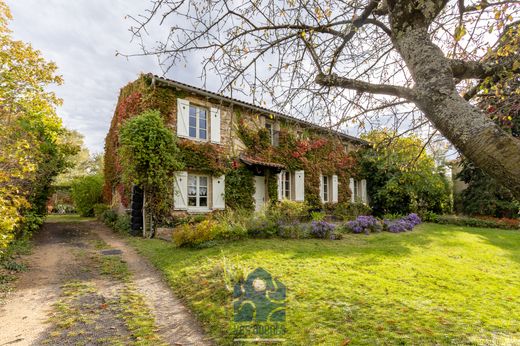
top-left (55, 130), bottom-right (104, 186)
top-left (127, 0), bottom-right (520, 199)
top-left (455, 69), bottom-right (519, 218)
top-left (0, 1), bottom-right (73, 250)
top-left (118, 110), bottom-right (183, 236)
top-left (359, 130), bottom-right (452, 216)
top-left (70, 174), bottom-right (104, 217)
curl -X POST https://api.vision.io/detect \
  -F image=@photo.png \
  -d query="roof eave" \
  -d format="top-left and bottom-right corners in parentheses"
top-left (147, 73), bottom-right (369, 146)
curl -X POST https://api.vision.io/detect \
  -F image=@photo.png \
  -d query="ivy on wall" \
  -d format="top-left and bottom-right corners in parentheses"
top-left (104, 75), bottom-right (184, 206)
top-left (105, 74), bottom-right (359, 212)
top-left (236, 116), bottom-right (356, 208)
top-left (177, 139), bottom-right (227, 176)
top-left (225, 165), bottom-right (255, 210)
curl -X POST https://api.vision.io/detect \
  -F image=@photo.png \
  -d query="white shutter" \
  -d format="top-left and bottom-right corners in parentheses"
top-left (212, 175), bottom-right (225, 209)
top-left (277, 172), bottom-right (283, 201)
top-left (294, 170), bottom-right (305, 202)
top-left (361, 179), bottom-right (368, 204)
top-left (319, 174), bottom-right (324, 203)
top-left (176, 98), bottom-right (189, 138)
top-left (332, 175), bottom-right (339, 203)
top-left (349, 178), bottom-right (355, 203)
top-left (173, 171), bottom-right (188, 210)
top-left (210, 107), bottom-right (221, 144)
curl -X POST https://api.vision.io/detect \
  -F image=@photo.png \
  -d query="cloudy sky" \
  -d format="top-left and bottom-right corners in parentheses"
top-left (6, 0), bottom-right (212, 153)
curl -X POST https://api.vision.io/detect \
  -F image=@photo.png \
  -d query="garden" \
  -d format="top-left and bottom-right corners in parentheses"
top-left (127, 222), bottom-right (520, 345)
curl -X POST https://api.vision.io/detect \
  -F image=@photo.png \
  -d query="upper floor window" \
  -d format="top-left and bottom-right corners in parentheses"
top-left (189, 105), bottom-right (208, 140)
top-left (282, 170), bottom-right (291, 199)
top-left (265, 122), bottom-right (273, 144)
top-left (322, 175), bottom-right (329, 202)
top-left (188, 174), bottom-right (208, 208)
top-left (265, 121), bottom-right (280, 146)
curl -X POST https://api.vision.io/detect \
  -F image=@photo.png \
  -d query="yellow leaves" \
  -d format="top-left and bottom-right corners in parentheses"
top-left (513, 60), bottom-right (520, 72)
top-left (0, 0), bottom-right (12, 34)
top-left (454, 25), bottom-right (466, 42)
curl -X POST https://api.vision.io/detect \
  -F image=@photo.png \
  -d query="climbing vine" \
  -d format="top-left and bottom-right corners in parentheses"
top-left (177, 139), bottom-right (226, 175)
top-left (236, 116), bottom-right (356, 208)
top-left (105, 74), bottom-right (359, 213)
top-left (104, 75), bottom-right (185, 206)
top-left (225, 165), bottom-right (255, 210)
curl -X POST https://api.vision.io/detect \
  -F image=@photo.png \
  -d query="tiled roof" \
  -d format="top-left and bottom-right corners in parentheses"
top-left (239, 154), bottom-right (286, 169)
top-left (147, 73), bottom-right (368, 145)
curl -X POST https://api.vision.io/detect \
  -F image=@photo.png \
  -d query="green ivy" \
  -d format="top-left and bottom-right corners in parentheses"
top-left (118, 110), bottom-right (184, 220)
top-left (225, 166), bottom-right (255, 210)
top-left (177, 140), bottom-right (227, 176)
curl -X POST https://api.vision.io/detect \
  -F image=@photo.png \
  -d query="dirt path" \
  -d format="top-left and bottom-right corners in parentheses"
top-left (0, 219), bottom-right (211, 346)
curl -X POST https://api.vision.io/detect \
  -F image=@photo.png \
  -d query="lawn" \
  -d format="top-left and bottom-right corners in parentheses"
top-left (129, 223), bottom-right (520, 345)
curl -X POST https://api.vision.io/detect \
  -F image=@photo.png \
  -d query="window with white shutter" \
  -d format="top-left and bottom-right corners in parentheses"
top-left (277, 173), bottom-right (283, 201)
top-left (349, 178), bottom-right (355, 203)
top-left (176, 99), bottom-right (190, 138)
top-left (322, 175), bottom-right (329, 202)
top-left (210, 107), bottom-right (221, 144)
top-left (361, 179), bottom-right (368, 204)
top-left (294, 170), bottom-right (305, 201)
top-left (212, 175), bottom-right (225, 209)
top-left (173, 171), bottom-right (188, 210)
top-left (331, 175), bottom-right (339, 203)
top-left (188, 105), bottom-right (208, 140)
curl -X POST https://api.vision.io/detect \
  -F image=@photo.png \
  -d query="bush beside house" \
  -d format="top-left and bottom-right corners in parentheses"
top-left (70, 174), bottom-right (104, 217)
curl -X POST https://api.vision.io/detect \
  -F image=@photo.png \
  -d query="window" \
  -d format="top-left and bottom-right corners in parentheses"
top-left (189, 105), bottom-right (208, 140)
top-left (352, 179), bottom-right (363, 201)
top-left (188, 174), bottom-right (208, 208)
top-left (282, 171), bottom-right (291, 199)
top-left (322, 176), bottom-right (329, 202)
top-left (265, 122), bottom-right (273, 145)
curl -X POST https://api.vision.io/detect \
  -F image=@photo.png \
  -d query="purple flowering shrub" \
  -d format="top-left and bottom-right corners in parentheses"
top-left (346, 215), bottom-right (382, 234)
top-left (384, 213), bottom-right (422, 233)
top-left (310, 221), bottom-right (340, 239)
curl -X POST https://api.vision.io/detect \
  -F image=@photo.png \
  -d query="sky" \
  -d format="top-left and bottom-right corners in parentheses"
top-left (6, 0), bottom-right (213, 154)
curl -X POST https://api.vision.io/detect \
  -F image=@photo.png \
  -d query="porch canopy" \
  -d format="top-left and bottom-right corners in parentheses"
top-left (239, 154), bottom-right (285, 175)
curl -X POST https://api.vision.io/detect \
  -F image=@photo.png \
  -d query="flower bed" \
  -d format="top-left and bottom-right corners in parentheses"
top-left (345, 213), bottom-right (422, 234)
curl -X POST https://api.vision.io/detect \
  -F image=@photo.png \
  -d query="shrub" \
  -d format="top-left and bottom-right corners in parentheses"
top-left (382, 213), bottom-right (403, 220)
top-left (213, 210), bottom-right (249, 240)
top-left (93, 204), bottom-right (109, 219)
top-left (101, 209), bottom-right (118, 227)
top-left (114, 214), bottom-right (131, 234)
top-left (383, 213), bottom-right (422, 233)
top-left (278, 223), bottom-right (309, 239)
top-left (310, 211), bottom-right (326, 221)
top-left (310, 221), bottom-right (338, 239)
top-left (18, 212), bottom-right (44, 237)
top-left (435, 215), bottom-right (519, 230)
top-left (172, 220), bottom-right (218, 247)
top-left (267, 200), bottom-right (309, 224)
top-left (333, 202), bottom-right (372, 221)
top-left (70, 174), bottom-right (104, 217)
top-left (346, 215), bottom-right (381, 234)
top-left (246, 215), bottom-right (279, 238)
top-left (418, 210), bottom-right (438, 222)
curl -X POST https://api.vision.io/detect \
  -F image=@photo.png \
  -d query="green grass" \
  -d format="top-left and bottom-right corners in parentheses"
top-left (129, 223), bottom-right (520, 345)
top-left (45, 214), bottom-right (95, 222)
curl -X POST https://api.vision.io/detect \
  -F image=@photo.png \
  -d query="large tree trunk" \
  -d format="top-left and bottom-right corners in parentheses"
top-left (388, 2), bottom-right (520, 199)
